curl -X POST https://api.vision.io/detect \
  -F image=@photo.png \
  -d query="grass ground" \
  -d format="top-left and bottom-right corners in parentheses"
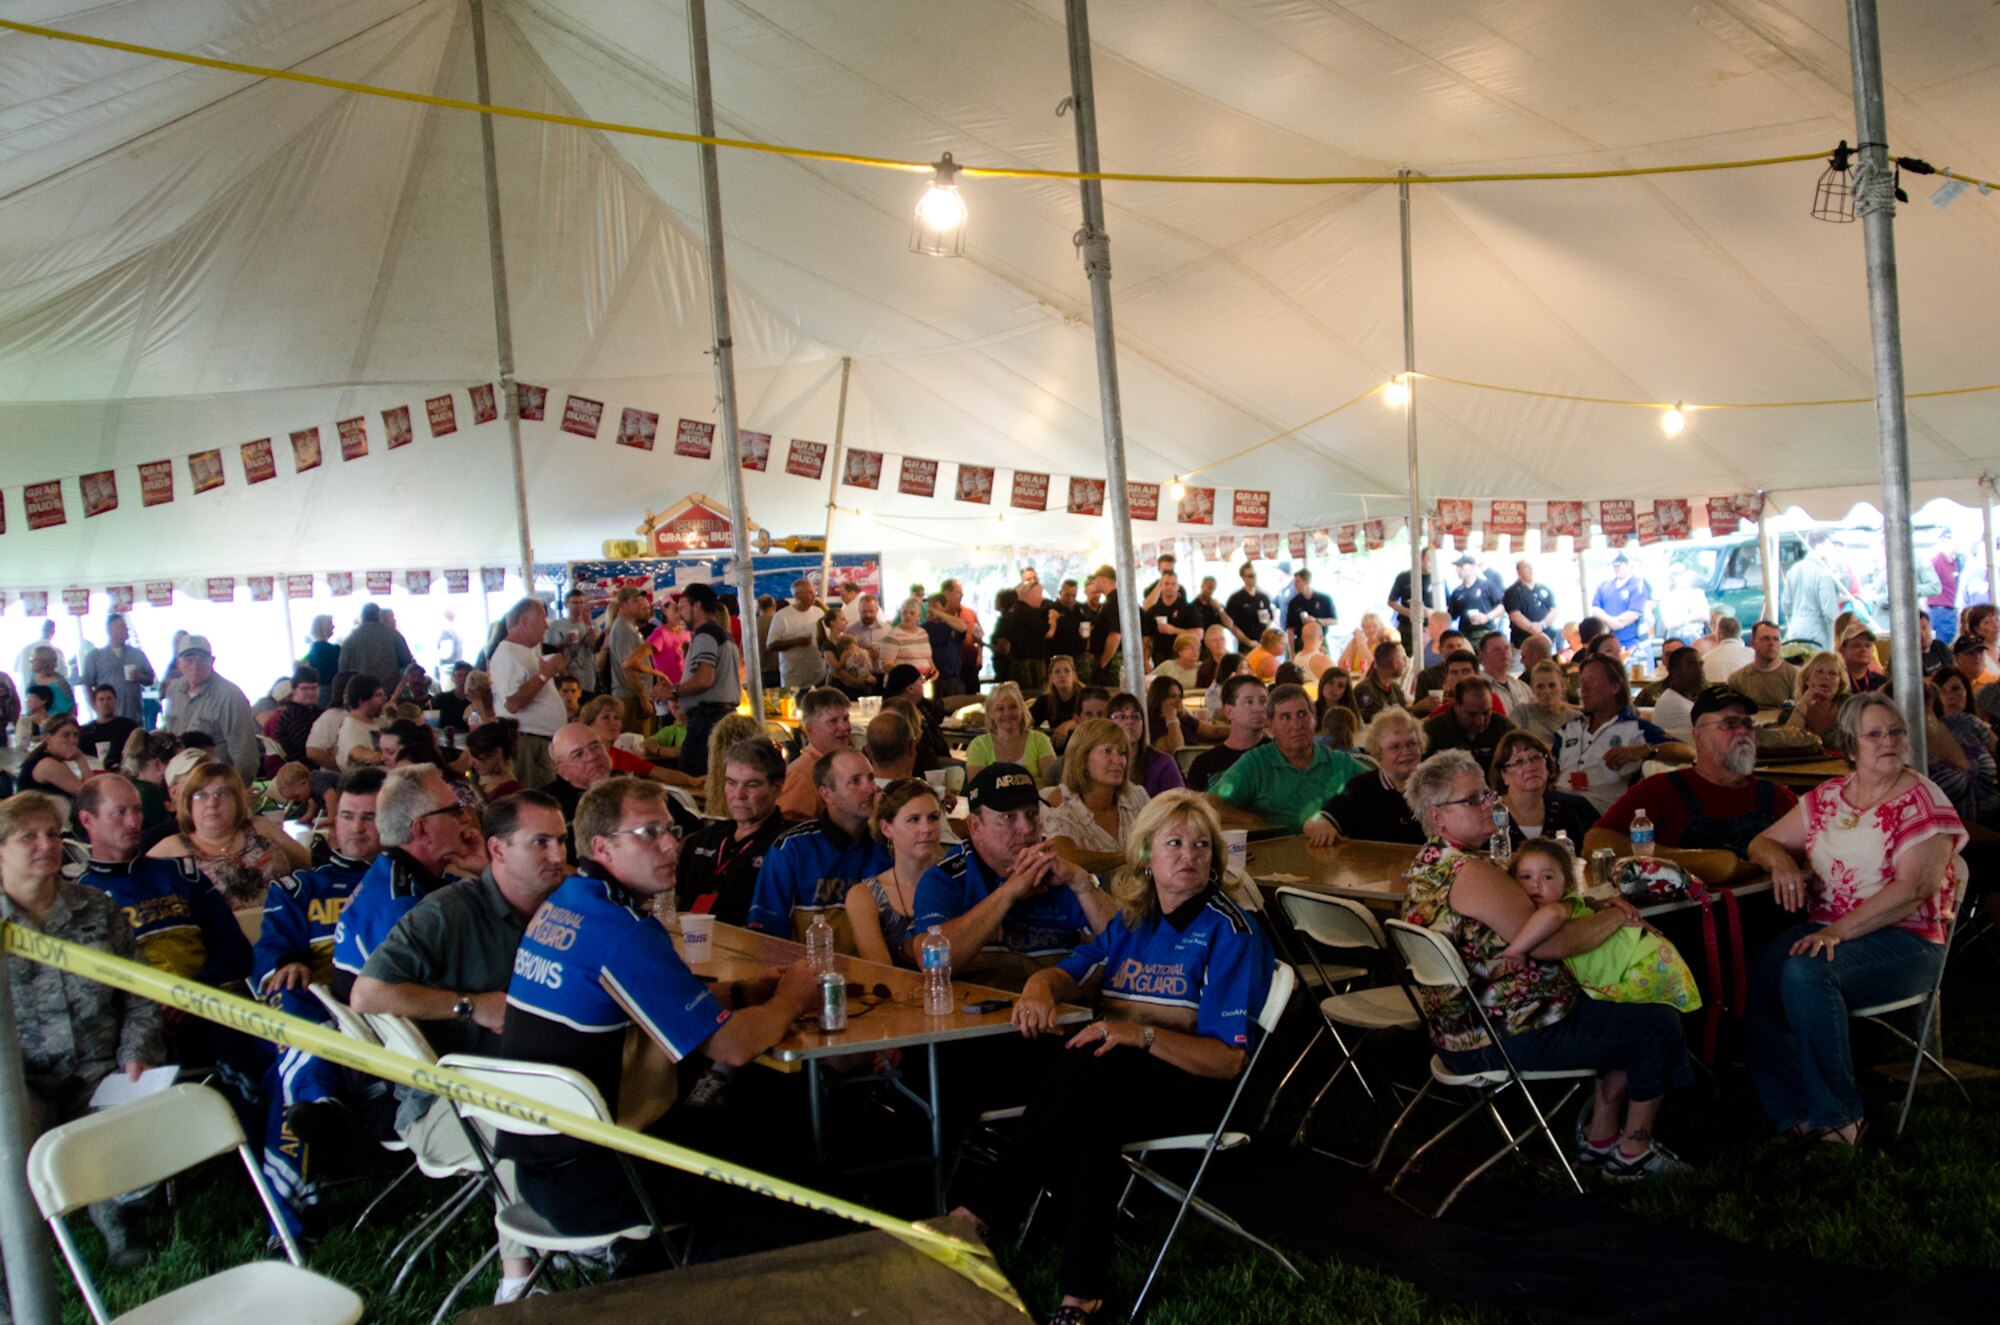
top-left (29, 931), bottom-right (2000, 1324)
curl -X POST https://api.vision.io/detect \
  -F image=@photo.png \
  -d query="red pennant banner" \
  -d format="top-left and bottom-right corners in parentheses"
top-left (785, 440), bottom-right (827, 480)
top-left (145, 581), bottom-right (174, 608)
top-left (1336, 525), bottom-right (1357, 554)
top-left (207, 577), bottom-right (235, 602)
top-left (470, 383), bottom-right (499, 424)
top-left (1233, 490), bottom-right (1270, 529)
top-left (139, 460), bottom-right (175, 507)
top-left (517, 385), bottom-right (548, 421)
top-left (382, 406), bottom-right (414, 449)
top-left (1289, 531), bottom-right (1307, 558)
top-left (23, 591), bottom-right (49, 616)
top-left (1217, 535), bottom-right (1237, 559)
top-left (108, 586), bottom-right (135, 613)
top-left (1599, 499), bottom-right (1636, 538)
top-left (238, 440), bottom-right (274, 485)
top-left (336, 417), bottom-right (368, 461)
top-left (405, 570), bottom-right (432, 595)
top-left (559, 395), bottom-right (602, 438)
top-left (191, 449), bottom-right (228, 493)
top-left (285, 574), bottom-right (315, 599)
top-left (290, 428), bottom-right (323, 473)
top-left (956, 465), bottom-right (995, 504)
top-left (24, 481), bottom-right (65, 530)
top-left (618, 409), bottom-right (661, 451)
top-left (1734, 492), bottom-right (1763, 521)
top-left (740, 431), bottom-right (772, 472)
top-left (1363, 519), bottom-right (1386, 551)
top-left (898, 457), bottom-right (938, 497)
top-left (669, 417), bottom-right (710, 458)
top-left (62, 588), bottom-right (90, 615)
top-left (1435, 498), bottom-right (1473, 535)
top-left (1706, 497), bottom-right (1741, 536)
top-left (1546, 500), bottom-right (1586, 538)
top-left (843, 450), bottom-right (884, 489)
top-left (427, 395), bottom-right (458, 438)
top-left (1178, 486), bottom-right (1215, 525)
top-left (1127, 482), bottom-right (1160, 522)
top-left (249, 576), bottom-right (275, 603)
top-left (1010, 472), bottom-right (1049, 511)
top-left (1636, 511), bottom-right (1662, 546)
top-left (444, 569), bottom-right (471, 594)
top-left (1066, 477), bottom-right (1103, 516)
top-left (365, 570), bottom-right (393, 595)
top-left (1312, 529), bottom-right (1331, 555)
top-left (81, 471), bottom-right (117, 518)
top-left (1199, 537), bottom-right (1218, 558)
top-left (1654, 499), bottom-right (1692, 540)
top-left (1489, 499), bottom-right (1528, 535)
top-left (480, 567), bottom-right (506, 592)
top-left (327, 572), bottom-right (354, 597)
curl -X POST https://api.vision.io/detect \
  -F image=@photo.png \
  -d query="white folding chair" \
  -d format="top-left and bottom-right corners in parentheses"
top-left (1373, 920), bottom-right (1593, 1218)
top-left (664, 784), bottom-right (703, 819)
top-left (429, 1053), bottom-right (683, 1323)
top-left (304, 983), bottom-right (418, 1232)
top-left (27, 1083), bottom-right (363, 1325)
top-left (1850, 889), bottom-right (1979, 1139)
top-left (1267, 889), bottom-right (1422, 1146)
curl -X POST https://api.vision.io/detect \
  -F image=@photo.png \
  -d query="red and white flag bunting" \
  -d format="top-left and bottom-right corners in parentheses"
top-left (560, 396), bottom-right (603, 438)
top-left (62, 588), bottom-right (90, 615)
top-left (405, 570), bottom-right (432, 595)
top-left (81, 471), bottom-right (117, 518)
top-left (290, 428), bottom-right (322, 473)
top-left (785, 440), bottom-right (827, 480)
top-left (365, 570), bottom-right (393, 595)
top-left (327, 572), bottom-right (354, 597)
top-left (470, 384), bottom-right (499, 424)
top-left (1011, 472), bottom-right (1049, 512)
top-left (140, 460), bottom-right (174, 506)
top-left (740, 431), bottom-right (772, 472)
top-left (957, 466), bottom-right (995, 504)
top-left (1067, 477), bottom-right (1103, 516)
top-left (843, 450), bottom-right (883, 490)
top-left (23, 591), bottom-right (48, 616)
top-left (898, 457), bottom-right (938, 498)
top-left (240, 440), bottom-right (274, 485)
top-left (108, 586), bottom-right (134, 613)
top-left (427, 395), bottom-right (458, 438)
top-left (249, 576), bottom-right (275, 602)
top-left (1233, 490), bottom-right (1269, 528)
top-left (480, 567), bottom-right (506, 592)
top-left (619, 409), bottom-right (661, 452)
top-left (207, 577), bottom-right (235, 602)
top-left (444, 569), bottom-right (471, 594)
top-left (285, 574), bottom-right (315, 599)
top-left (670, 417), bottom-right (709, 458)
top-left (146, 582), bottom-right (174, 608)
top-left (24, 481), bottom-right (65, 530)
top-left (337, 417), bottom-right (368, 461)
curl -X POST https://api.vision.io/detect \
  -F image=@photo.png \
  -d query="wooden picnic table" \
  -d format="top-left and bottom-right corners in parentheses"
top-left (1752, 755), bottom-right (1850, 790)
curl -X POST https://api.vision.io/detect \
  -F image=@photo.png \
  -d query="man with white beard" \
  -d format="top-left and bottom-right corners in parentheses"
top-left (1584, 685), bottom-right (1797, 885)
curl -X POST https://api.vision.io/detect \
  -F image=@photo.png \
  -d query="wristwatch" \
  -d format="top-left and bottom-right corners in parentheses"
top-left (1140, 1025), bottom-right (1157, 1053)
top-left (452, 995), bottom-right (473, 1022)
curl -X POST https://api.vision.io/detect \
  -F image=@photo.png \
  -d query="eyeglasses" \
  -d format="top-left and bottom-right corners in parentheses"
top-left (1696, 717), bottom-right (1757, 732)
top-left (1437, 789), bottom-right (1498, 809)
top-left (604, 823), bottom-right (675, 845)
top-left (188, 789), bottom-right (235, 804)
top-left (414, 802), bottom-right (470, 825)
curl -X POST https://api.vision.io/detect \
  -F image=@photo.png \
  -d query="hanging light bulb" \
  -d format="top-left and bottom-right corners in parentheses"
top-left (1167, 476), bottom-right (1187, 502)
top-left (910, 152), bottom-right (967, 257)
top-left (1661, 403), bottom-right (1686, 438)
top-left (1382, 375), bottom-right (1409, 407)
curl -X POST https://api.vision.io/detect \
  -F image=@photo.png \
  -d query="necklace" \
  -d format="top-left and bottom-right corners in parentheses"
top-left (1836, 772), bottom-right (1904, 830)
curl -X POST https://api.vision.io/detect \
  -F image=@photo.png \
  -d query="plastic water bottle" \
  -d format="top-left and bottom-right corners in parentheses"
top-left (1552, 831), bottom-right (1583, 887)
top-left (805, 913), bottom-right (835, 973)
top-left (1630, 809), bottom-right (1656, 858)
top-left (1488, 802), bottom-right (1512, 866)
top-left (919, 926), bottom-right (954, 1017)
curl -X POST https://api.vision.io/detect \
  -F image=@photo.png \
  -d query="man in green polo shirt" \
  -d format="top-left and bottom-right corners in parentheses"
top-left (1209, 683), bottom-right (1366, 844)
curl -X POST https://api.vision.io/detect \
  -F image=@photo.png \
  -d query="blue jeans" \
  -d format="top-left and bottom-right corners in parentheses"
top-left (1929, 605), bottom-right (1959, 646)
top-left (1439, 998), bottom-right (1694, 1102)
top-left (1741, 922), bottom-right (1942, 1133)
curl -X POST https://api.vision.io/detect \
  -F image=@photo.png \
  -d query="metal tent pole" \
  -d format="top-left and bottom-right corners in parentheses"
top-left (1758, 503), bottom-right (1779, 625)
top-left (1063, 0), bottom-right (1146, 700)
top-left (1845, 0), bottom-right (1923, 764)
top-left (469, 0), bottom-right (535, 590)
top-left (0, 950), bottom-right (60, 1325)
top-left (820, 357), bottom-right (853, 592)
top-left (1399, 170), bottom-right (1425, 694)
top-left (1981, 477), bottom-right (1996, 625)
top-left (686, 0), bottom-right (764, 720)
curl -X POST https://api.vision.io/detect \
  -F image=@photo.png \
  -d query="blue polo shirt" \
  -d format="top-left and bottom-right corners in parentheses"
top-left (745, 816), bottom-right (891, 935)
top-left (912, 844), bottom-right (1094, 959)
top-left (1552, 707), bottom-right (1671, 813)
top-left (1591, 575), bottom-right (1651, 647)
top-left (78, 856), bottom-right (251, 988)
top-left (1058, 885), bottom-right (1272, 1048)
top-left (330, 848), bottom-right (454, 996)
top-left (252, 852), bottom-right (372, 1019)
top-left (500, 867), bottom-right (730, 1166)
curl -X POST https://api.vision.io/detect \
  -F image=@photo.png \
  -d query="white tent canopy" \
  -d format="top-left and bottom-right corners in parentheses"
top-left (4, 0), bottom-right (1999, 588)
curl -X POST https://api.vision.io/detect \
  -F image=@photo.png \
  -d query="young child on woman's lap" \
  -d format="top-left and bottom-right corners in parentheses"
top-left (1498, 838), bottom-right (1700, 1013)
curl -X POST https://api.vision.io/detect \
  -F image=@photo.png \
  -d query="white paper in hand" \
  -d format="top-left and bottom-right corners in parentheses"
top-left (90, 1066), bottom-right (181, 1110)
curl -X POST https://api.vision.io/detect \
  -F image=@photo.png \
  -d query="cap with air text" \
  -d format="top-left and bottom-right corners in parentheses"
top-left (966, 763), bottom-right (1040, 814)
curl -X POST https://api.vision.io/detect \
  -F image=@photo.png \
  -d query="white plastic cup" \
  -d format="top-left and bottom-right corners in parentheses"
top-left (681, 912), bottom-right (716, 966)
top-left (95, 742), bottom-right (111, 764)
top-left (924, 769), bottom-right (949, 792)
top-left (122, 664), bottom-right (138, 681)
top-left (1223, 829), bottom-right (1248, 876)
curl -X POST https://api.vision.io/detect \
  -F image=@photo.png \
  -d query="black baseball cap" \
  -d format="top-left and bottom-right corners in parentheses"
top-left (1452, 554), bottom-right (1477, 566)
top-left (966, 763), bottom-right (1040, 814)
top-left (883, 664), bottom-right (922, 695)
top-left (1689, 684), bottom-right (1756, 724)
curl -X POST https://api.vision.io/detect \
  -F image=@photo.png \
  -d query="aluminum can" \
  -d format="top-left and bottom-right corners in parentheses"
top-left (1592, 848), bottom-right (1618, 886)
top-left (819, 971), bottom-right (848, 1032)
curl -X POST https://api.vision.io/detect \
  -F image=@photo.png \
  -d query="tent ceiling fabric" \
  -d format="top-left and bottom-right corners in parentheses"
top-left (2, 0), bottom-right (1998, 585)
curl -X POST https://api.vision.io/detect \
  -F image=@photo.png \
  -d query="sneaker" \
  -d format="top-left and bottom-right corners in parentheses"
top-left (1602, 1141), bottom-right (1690, 1182)
top-left (1573, 1112), bottom-right (1619, 1168)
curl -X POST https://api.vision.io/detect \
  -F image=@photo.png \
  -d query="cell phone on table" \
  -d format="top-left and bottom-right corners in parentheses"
top-left (962, 997), bottom-right (1012, 1015)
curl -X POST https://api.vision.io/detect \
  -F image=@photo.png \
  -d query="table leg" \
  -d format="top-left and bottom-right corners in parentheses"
top-left (807, 1059), bottom-right (826, 1164)
top-left (928, 1042), bottom-right (945, 1213)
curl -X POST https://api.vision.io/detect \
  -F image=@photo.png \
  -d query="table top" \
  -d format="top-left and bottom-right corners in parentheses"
top-left (1752, 756), bottom-right (1850, 787)
top-left (685, 922), bottom-right (1090, 1063)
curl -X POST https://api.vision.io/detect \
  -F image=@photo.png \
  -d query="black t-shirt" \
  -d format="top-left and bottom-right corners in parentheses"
top-left (1003, 599), bottom-right (1053, 664)
top-left (1322, 771), bottom-right (1426, 844)
top-left (1142, 597), bottom-right (1202, 664)
top-left (76, 717), bottom-right (138, 770)
top-left (1185, 740), bottom-right (1262, 793)
top-left (1284, 591), bottom-right (1336, 645)
top-left (1190, 597), bottom-right (1225, 634)
top-left (1092, 591), bottom-right (1123, 662)
top-left (1030, 689), bottom-right (1082, 731)
top-left (676, 813), bottom-right (788, 926)
top-left (1224, 588), bottom-right (1274, 644)
top-left (1501, 582), bottom-right (1557, 644)
top-left (1446, 579), bottom-right (1505, 634)
top-left (434, 692), bottom-right (471, 732)
top-left (1049, 602), bottom-right (1087, 657)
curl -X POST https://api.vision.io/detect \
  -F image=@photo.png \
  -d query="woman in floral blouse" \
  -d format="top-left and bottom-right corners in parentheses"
top-left (1745, 693), bottom-right (1967, 1149)
top-left (1401, 750), bottom-right (1695, 1180)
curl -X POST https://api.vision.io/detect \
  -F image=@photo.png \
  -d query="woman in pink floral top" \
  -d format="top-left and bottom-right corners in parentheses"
top-left (1745, 693), bottom-right (1967, 1149)
top-left (1401, 751), bottom-right (1695, 1180)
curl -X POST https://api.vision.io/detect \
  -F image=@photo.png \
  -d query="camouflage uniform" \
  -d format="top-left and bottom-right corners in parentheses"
top-left (4, 879), bottom-right (163, 1107)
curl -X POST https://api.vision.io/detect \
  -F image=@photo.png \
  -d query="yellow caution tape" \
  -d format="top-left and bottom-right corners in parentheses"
top-left (2, 922), bottom-right (1023, 1314)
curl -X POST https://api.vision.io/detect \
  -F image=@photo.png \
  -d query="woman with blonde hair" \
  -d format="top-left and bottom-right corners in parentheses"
top-left (848, 778), bottom-right (945, 966)
top-left (700, 712), bottom-right (768, 817)
top-left (1786, 651), bottom-right (1850, 745)
top-left (461, 669), bottom-right (498, 730)
top-left (965, 681), bottom-right (1057, 783)
top-left (1042, 718), bottom-right (1149, 875)
top-left (950, 790), bottom-right (1273, 1325)
top-left (148, 761), bottom-right (310, 910)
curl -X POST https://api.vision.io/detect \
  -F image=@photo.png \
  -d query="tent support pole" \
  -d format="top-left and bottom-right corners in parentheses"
top-left (686, 0), bottom-right (763, 720)
top-left (1982, 476), bottom-right (1996, 624)
top-left (469, 0), bottom-right (535, 590)
top-left (279, 585), bottom-right (297, 671)
top-left (0, 954), bottom-right (60, 1325)
top-left (1845, 0), bottom-right (1923, 766)
top-left (820, 357), bottom-right (853, 591)
top-left (1399, 169), bottom-right (1424, 695)
top-left (1063, 0), bottom-right (1145, 699)
top-left (1577, 539), bottom-right (1592, 636)
top-left (1757, 500), bottom-right (1778, 624)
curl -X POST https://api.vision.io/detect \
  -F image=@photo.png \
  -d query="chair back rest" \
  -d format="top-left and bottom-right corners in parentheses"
top-left (434, 1053), bottom-right (614, 1137)
top-left (366, 1012), bottom-right (439, 1065)
top-left (1278, 888), bottom-right (1386, 951)
top-left (27, 1084), bottom-right (243, 1217)
top-left (1173, 744), bottom-right (1210, 777)
top-left (1385, 919), bottom-right (1472, 990)
top-left (1255, 961), bottom-right (1296, 1035)
top-left (311, 982), bottom-right (382, 1045)
top-left (664, 785), bottom-right (703, 818)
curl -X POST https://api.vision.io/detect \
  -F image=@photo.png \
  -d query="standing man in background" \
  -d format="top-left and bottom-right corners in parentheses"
top-left (80, 613), bottom-right (155, 726)
top-left (1928, 533), bottom-right (1961, 645)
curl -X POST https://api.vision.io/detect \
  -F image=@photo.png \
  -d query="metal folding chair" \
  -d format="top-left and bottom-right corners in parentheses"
top-left (1851, 888), bottom-right (1980, 1139)
top-left (306, 983), bottom-right (417, 1232)
top-left (1266, 889), bottom-right (1422, 1148)
top-left (1373, 920), bottom-right (1593, 1218)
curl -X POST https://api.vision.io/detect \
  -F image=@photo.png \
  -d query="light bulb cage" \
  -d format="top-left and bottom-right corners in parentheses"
top-left (1812, 140), bottom-right (1857, 223)
top-left (910, 152), bottom-right (967, 257)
